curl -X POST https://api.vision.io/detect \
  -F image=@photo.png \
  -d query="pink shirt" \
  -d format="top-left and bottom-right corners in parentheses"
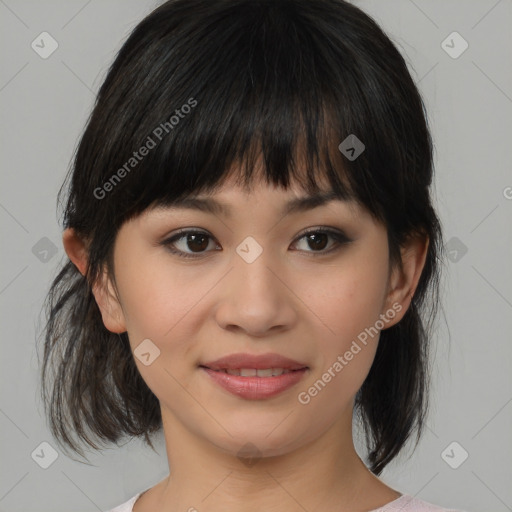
top-left (106, 491), bottom-right (465, 511)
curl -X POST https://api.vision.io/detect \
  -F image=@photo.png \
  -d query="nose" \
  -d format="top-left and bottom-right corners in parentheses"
top-left (213, 240), bottom-right (297, 338)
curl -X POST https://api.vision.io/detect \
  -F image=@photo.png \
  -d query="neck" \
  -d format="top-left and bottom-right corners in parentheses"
top-left (140, 406), bottom-right (399, 512)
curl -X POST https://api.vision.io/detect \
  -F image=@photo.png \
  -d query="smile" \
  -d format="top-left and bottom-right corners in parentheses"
top-left (201, 366), bottom-right (308, 399)
top-left (210, 368), bottom-right (296, 377)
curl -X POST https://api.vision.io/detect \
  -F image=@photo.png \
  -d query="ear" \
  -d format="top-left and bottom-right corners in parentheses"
top-left (381, 234), bottom-right (429, 328)
top-left (62, 228), bottom-right (126, 333)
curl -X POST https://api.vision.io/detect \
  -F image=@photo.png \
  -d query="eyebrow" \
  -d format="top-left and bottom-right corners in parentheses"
top-left (161, 191), bottom-right (349, 218)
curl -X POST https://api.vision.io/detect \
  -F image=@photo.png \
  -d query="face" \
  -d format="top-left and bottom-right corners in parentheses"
top-left (93, 170), bottom-right (409, 459)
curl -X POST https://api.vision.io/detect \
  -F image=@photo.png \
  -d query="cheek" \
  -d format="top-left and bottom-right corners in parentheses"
top-left (302, 254), bottom-right (388, 336)
top-left (114, 259), bottom-right (206, 400)
top-left (295, 252), bottom-right (389, 389)
top-left (115, 247), bottom-right (203, 338)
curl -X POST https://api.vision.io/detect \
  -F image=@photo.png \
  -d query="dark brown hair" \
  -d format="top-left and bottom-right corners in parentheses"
top-left (38, 0), bottom-right (445, 475)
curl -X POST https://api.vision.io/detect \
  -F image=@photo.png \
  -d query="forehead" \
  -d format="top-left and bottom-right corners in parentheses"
top-left (144, 177), bottom-right (364, 228)
top-left (147, 157), bottom-right (360, 216)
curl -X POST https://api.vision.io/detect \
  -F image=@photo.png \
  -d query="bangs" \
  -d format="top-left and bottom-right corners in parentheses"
top-left (136, 93), bottom-right (357, 214)
top-left (79, 0), bottom-right (407, 230)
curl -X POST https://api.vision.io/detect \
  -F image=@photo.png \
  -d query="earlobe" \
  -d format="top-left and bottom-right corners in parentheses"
top-left (382, 235), bottom-right (429, 327)
top-left (62, 228), bottom-right (126, 333)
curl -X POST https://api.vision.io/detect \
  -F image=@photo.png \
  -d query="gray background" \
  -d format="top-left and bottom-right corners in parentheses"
top-left (1, 0), bottom-right (511, 511)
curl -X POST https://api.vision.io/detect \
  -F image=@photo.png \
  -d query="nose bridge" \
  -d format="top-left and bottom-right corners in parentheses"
top-left (214, 233), bottom-right (295, 335)
top-left (232, 234), bottom-right (279, 296)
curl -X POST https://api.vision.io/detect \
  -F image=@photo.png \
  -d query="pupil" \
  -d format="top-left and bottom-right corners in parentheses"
top-left (308, 233), bottom-right (327, 250)
top-left (188, 234), bottom-right (208, 252)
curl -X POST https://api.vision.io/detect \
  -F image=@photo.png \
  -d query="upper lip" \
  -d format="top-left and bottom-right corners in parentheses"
top-left (201, 353), bottom-right (308, 371)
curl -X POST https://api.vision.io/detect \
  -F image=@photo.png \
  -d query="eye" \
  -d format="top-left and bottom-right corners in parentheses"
top-left (160, 229), bottom-right (220, 259)
top-left (291, 227), bottom-right (352, 255)
top-left (160, 226), bottom-right (352, 259)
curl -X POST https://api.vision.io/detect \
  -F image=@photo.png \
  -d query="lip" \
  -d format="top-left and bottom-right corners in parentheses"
top-left (201, 352), bottom-right (308, 371)
top-left (201, 367), bottom-right (308, 399)
top-left (199, 352), bottom-right (309, 400)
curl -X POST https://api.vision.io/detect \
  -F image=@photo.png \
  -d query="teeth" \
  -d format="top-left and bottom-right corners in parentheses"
top-left (217, 368), bottom-right (292, 377)
top-left (256, 368), bottom-right (274, 377)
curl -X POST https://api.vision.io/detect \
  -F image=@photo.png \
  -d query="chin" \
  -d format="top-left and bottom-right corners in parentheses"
top-left (206, 422), bottom-right (311, 461)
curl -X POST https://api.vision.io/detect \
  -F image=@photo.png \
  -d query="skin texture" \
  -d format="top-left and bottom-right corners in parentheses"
top-left (63, 168), bottom-right (428, 512)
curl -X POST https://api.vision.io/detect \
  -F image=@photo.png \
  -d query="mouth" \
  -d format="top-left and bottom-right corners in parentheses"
top-left (199, 367), bottom-right (307, 377)
top-left (200, 352), bottom-right (308, 372)
top-left (199, 352), bottom-right (309, 399)
top-left (200, 366), bottom-right (309, 400)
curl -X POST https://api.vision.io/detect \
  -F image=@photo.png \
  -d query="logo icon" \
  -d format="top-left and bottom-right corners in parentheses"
top-left (338, 134), bottom-right (365, 161)
top-left (441, 32), bottom-right (468, 59)
top-left (134, 338), bottom-right (161, 366)
top-left (237, 442), bottom-right (262, 467)
top-left (31, 441), bottom-right (59, 469)
top-left (31, 32), bottom-right (59, 59)
top-left (32, 237), bottom-right (58, 263)
top-left (441, 441), bottom-right (469, 469)
top-left (236, 236), bottom-right (263, 264)
top-left (445, 237), bottom-right (468, 263)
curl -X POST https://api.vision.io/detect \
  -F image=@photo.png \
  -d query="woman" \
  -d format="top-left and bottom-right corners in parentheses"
top-left (40, 1), bottom-right (463, 510)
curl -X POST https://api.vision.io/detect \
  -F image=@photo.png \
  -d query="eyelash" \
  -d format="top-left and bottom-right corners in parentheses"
top-left (159, 226), bottom-right (352, 260)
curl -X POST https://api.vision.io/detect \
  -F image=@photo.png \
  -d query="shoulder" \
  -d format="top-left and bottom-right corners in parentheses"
top-left (104, 492), bottom-right (142, 512)
top-left (370, 494), bottom-right (467, 512)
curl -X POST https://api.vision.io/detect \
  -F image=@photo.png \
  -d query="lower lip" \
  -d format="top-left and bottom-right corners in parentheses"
top-left (201, 367), bottom-right (308, 399)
